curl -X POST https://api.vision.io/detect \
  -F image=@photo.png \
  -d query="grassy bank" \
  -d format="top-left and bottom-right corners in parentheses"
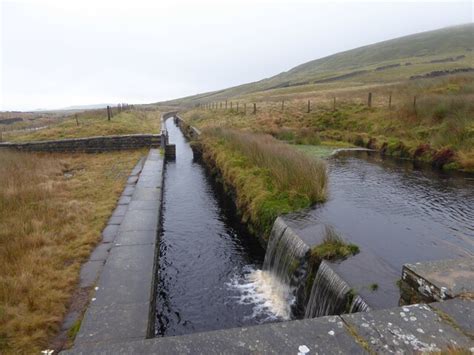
top-left (183, 74), bottom-right (474, 172)
top-left (0, 150), bottom-right (144, 354)
top-left (199, 128), bottom-right (327, 241)
top-left (4, 109), bottom-right (161, 142)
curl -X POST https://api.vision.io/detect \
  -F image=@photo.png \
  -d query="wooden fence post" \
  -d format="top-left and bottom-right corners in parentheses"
top-left (413, 95), bottom-right (417, 115)
top-left (75, 114), bottom-right (79, 126)
top-left (253, 103), bottom-right (257, 114)
top-left (368, 92), bottom-right (372, 108)
top-left (244, 103), bottom-right (247, 114)
top-left (225, 100), bottom-right (228, 110)
top-left (220, 102), bottom-right (222, 109)
top-left (389, 93), bottom-right (392, 109)
top-left (107, 106), bottom-right (111, 121)
top-left (307, 100), bottom-right (311, 113)
top-left (333, 97), bottom-right (336, 111)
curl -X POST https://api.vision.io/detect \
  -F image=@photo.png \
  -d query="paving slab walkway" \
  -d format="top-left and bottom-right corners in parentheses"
top-left (73, 149), bottom-right (164, 346)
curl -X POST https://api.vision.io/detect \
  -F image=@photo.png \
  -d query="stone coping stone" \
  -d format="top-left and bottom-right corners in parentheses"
top-left (117, 195), bottom-right (132, 205)
top-left (111, 205), bottom-right (128, 218)
top-left (0, 133), bottom-right (161, 146)
top-left (128, 200), bottom-right (160, 211)
top-left (73, 302), bottom-right (149, 346)
top-left (64, 315), bottom-right (365, 354)
top-left (131, 187), bottom-right (162, 201)
top-left (430, 298), bottom-right (474, 337)
top-left (88, 243), bottom-right (113, 261)
top-left (403, 257), bottom-right (474, 300)
top-left (115, 230), bottom-right (157, 246)
top-left (341, 302), bottom-right (473, 353)
top-left (119, 210), bottom-right (159, 232)
top-left (79, 260), bottom-right (104, 288)
top-left (101, 224), bottom-right (120, 243)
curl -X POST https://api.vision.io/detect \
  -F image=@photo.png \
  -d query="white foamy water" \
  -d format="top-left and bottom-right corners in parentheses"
top-left (226, 265), bottom-right (294, 322)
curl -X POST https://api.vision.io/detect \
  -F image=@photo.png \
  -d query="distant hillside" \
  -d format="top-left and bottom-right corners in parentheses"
top-left (160, 24), bottom-right (474, 106)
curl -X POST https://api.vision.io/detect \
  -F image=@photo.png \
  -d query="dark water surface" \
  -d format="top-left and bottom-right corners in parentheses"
top-left (284, 151), bottom-right (474, 309)
top-left (156, 121), bottom-right (272, 337)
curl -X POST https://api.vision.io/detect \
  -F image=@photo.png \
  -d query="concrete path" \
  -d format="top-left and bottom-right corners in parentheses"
top-left (73, 149), bottom-right (164, 346)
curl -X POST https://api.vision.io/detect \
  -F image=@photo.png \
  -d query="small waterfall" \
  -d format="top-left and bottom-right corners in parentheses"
top-left (263, 217), bottom-right (310, 285)
top-left (350, 295), bottom-right (371, 313)
top-left (304, 261), bottom-right (370, 318)
top-left (304, 261), bottom-right (351, 318)
top-left (236, 217), bottom-right (310, 319)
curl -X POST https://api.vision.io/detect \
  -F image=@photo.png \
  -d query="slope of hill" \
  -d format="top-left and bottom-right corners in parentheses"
top-left (160, 24), bottom-right (473, 106)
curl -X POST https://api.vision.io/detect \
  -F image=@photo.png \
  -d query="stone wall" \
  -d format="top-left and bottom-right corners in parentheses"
top-left (0, 134), bottom-right (161, 153)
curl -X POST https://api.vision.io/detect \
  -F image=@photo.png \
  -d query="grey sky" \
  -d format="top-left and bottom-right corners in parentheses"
top-left (1, 0), bottom-right (472, 111)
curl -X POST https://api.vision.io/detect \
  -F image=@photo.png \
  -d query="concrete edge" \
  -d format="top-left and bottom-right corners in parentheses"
top-left (69, 149), bottom-right (165, 347)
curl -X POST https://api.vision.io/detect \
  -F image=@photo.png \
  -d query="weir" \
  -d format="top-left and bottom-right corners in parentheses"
top-left (263, 217), bottom-right (309, 290)
top-left (64, 114), bottom-right (474, 354)
top-left (304, 261), bottom-right (371, 318)
top-left (174, 114), bottom-right (372, 321)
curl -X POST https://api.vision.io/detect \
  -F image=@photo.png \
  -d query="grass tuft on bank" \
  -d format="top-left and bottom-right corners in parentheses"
top-left (310, 227), bottom-right (360, 261)
top-left (0, 150), bottom-right (144, 354)
top-left (200, 128), bottom-right (327, 240)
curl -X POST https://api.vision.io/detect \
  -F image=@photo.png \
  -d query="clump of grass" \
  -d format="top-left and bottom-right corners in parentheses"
top-left (204, 128), bottom-right (327, 202)
top-left (310, 226), bottom-right (360, 261)
top-left (0, 150), bottom-right (143, 353)
top-left (200, 128), bottom-right (327, 239)
top-left (369, 283), bottom-right (379, 291)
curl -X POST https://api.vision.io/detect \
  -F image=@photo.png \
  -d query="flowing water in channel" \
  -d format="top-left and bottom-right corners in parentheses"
top-left (284, 150), bottom-right (474, 311)
top-left (156, 122), bottom-right (474, 335)
top-left (155, 120), bottom-right (289, 337)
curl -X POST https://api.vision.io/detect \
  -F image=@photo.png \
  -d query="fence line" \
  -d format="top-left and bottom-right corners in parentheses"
top-left (197, 93), bottom-right (419, 116)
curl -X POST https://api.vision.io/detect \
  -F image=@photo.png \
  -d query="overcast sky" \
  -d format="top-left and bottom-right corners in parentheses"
top-left (0, 0), bottom-right (472, 111)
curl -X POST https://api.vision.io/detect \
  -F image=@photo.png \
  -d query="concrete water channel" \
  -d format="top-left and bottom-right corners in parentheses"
top-left (65, 114), bottom-right (473, 353)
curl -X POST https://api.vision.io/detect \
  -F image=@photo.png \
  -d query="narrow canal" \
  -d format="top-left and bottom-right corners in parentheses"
top-left (156, 120), bottom-right (283, 337)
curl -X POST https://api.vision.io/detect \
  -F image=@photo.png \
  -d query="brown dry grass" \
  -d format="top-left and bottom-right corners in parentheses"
top-left (4, 109), bottom-right (161, 143)
top-left (185, 74), bottom-right (474, 171)
top-left (0, 149), bottom-right (144, 354)
top-left (205, 128), bottom-right (327, 203)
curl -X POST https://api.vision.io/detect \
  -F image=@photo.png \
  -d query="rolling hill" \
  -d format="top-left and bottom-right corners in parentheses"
top-left (159, 24), bottom-right (473, 106)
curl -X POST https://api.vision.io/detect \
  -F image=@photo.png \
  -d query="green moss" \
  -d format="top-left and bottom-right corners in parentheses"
top-left (68, 319), bottom-right (82, 340)
top-left (369, 283), bottom-right (379, 291)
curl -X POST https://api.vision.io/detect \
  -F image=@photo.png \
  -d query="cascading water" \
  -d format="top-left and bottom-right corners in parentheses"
top-left (304, 261), bottom-right (370, 318)
top-left (350, 295), bottom-right (371, 313)
top-left (263, 217), bottom-right (310, 285)
top-left (304, 261), bottom-right (351, 318)
top-left (236, 217), bottom-right (310, 319)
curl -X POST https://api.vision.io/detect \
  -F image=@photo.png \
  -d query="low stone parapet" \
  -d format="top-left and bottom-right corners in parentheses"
top-left (0, 134), bottom-right (161, 153)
